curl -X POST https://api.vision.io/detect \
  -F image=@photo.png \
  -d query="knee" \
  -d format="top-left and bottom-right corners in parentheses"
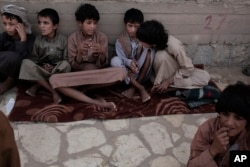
top-left (59, 60), bottom-right (71, 72)
top-left (20, 59), bottom-right (33, 68)
top-left (154, 50), bottom-right (169, 64)
top-left (110, 56), bottom-right (123, 67)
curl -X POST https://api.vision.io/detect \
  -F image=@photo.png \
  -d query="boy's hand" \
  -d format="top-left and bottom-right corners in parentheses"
top-left (130, 60), bottom-right (139, 74)
top-left (209, 127), bottom-right (230, 157)
top-left (41, 63), bottom-right (54, 73)
top-left (89, 43), bottom-right (103, 55)
top-left (151, 77), bottom-right (174, 94)
top-left (15, 23), bottom-right (27, 41)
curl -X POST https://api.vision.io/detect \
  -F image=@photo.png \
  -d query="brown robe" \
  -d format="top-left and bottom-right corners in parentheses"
top-left (0, 111), bottom-right (20, 167)
top-left (68, 30), bottom-right (108, 71)
top-left (187, 117), bottom-right (250, 167)
top-left (50, 30), bottom-right (127, 89)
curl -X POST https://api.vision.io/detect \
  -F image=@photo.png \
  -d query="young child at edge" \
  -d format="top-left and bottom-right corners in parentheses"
top-left (187, 82), bottom-right (250, 167)
top-left (110, 8), bottom-right (154, 103)
top-left (19, 8), bottom-right (71, 103)
top-left (0, 4), bottom-right (34, 94)
top-left (49, 3), bottom-right (127, 111)
top-left (0, 111), bottom-right (20, 167)
top-left (136, 20), bottom-right (210, 93)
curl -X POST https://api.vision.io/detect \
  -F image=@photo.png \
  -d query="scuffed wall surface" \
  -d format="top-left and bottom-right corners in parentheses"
top-left (0, 0), bottom-right (249, 66)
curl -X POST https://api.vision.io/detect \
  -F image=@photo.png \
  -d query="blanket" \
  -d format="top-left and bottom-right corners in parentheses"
top-left (8, 81), bottom-right (218, 123)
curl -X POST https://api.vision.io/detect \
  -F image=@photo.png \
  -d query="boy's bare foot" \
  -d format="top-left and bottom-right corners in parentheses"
top-left (0, 77), bottom-right (15, 94)
top-left (26, 84), bottom-right (40, 96)
top-left (122, 87), bottom-right (136, 98)
top-left (96, 98), bottom-right (117, 112)
top-left (104, 102), bottom-right (117, 112)
top-left (140, 90), bottom-right (151, 103)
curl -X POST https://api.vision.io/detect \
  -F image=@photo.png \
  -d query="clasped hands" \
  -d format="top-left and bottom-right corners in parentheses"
top-left (80, 40), bottom-right (102, 57)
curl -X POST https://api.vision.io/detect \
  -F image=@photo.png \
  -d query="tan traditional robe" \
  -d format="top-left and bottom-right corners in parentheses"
top-left (152, 35), bottom-right (210, 88)
top-left (0, 111), bottom-right (20, 167)
top-left (68, 30), bottom-right (108, 71)
top-left (187, 117), bottom-right (250, 167)
top-left (50, 30), bottom-right (127, 89)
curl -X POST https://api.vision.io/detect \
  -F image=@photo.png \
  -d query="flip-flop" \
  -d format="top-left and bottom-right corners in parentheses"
top-left (242, 66), bottom-right (250, 77)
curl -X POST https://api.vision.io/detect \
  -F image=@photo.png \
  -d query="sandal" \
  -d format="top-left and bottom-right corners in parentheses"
top-left (242, 66), bottom-right (250, 77)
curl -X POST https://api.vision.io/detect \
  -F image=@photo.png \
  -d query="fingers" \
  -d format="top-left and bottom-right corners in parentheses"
top-left (15, 23), bottom-right (25, 33)
top-left (130, 61), bottom-right (138, 74)
top-left (215, 127), bottom-right (230, 148)
top-left (15, 23), bottom-right (27, 41)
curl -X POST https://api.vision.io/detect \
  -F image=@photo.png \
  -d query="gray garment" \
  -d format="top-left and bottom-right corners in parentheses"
top-left (29, 33), bottom-right (68, 64)
top-left (19, 59), bottom-right (71, 80)
top-left (19, 33), bottom-right (71, 80)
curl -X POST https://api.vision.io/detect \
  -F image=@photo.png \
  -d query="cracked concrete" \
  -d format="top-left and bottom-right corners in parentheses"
top-left (0, 66), bottom-right (249, 167)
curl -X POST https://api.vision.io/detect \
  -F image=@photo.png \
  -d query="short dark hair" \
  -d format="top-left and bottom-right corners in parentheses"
top-left (38, 8), bottom-right (59, 25)
top-left (124, 8), bottom-right (144, 24)
top-left (216, 82), bottom-right (250, 122)
top-left (1, 12), bottom-right (22, 23)
top-left (75, 3), bottom-right (100, 22)
top-left (136, 20), bottom-right (168, 50)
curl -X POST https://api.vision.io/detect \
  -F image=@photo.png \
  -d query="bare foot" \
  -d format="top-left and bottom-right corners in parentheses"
top-left (122, 87), bottom-right (136, 98)
top-left (104, 102), bottom-right (117, 112)
top-left (26, 84), bottom-right (40, 96)
top-left (140, 90), bottom-right (151, 103)
top-left (53, 92), bottom-right (62, 104)
top-left (0, 77), bottom-right (15, 94)
top-left (96, 98), bottom-right (117, 112)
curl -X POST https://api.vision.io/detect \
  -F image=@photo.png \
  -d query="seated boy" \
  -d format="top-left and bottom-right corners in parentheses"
top-left (0, 4), bottom-right (34, 94)
top-left (19, 8), bottom-right (71, 103)
top-left (49, 4), bottom-right (126, 111)
top-left (187, 82), bottom-right (250, 167)
top-left (136, 20), bottom-right (210, 93)
top-left (111, 8), bottom-right (154, 102)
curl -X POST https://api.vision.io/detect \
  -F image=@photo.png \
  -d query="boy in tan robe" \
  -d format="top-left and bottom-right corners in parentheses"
top-left (136, 20), bottom-right (210, 94)
top-left (49, 4), bottom-right (127, 111)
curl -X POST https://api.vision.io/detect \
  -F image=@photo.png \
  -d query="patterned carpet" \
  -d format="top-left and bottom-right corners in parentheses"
top-left (8, 81), bottom-right (218, 122)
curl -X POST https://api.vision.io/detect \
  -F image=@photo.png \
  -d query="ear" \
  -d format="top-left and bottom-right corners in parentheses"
top-left (78, 21), bottom-right (82, 27)
top-left (53, 24), bottom-right (58, 30)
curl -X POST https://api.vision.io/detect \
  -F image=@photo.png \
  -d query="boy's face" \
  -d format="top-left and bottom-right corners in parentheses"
top-left (219, 112), bottom-right (247, 138)
top-left (125, 22), bottom-right (140, 39)
top-left (78, 19), bottom-right (97, 36)
top-left (37, 16), bottom-right (57, 38)
top-left (1, 15), bottom-right (19, 37)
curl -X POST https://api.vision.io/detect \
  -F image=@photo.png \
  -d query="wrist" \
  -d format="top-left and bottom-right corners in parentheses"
top-left (20, 34), bottom-right (27, 42)
top-left (75, 56), bottom-right (82, 64)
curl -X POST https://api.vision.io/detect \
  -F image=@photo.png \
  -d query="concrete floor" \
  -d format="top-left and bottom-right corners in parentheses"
top-left (0, 66), bottom-right (249, 167)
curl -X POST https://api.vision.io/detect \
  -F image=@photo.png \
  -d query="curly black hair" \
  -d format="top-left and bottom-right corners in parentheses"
top-left (136, 20), bottom-right (168, 50)
top-left (75, 3), bottom-right (100, 22)
top-left (216, 82), bottom-right (250, 122)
